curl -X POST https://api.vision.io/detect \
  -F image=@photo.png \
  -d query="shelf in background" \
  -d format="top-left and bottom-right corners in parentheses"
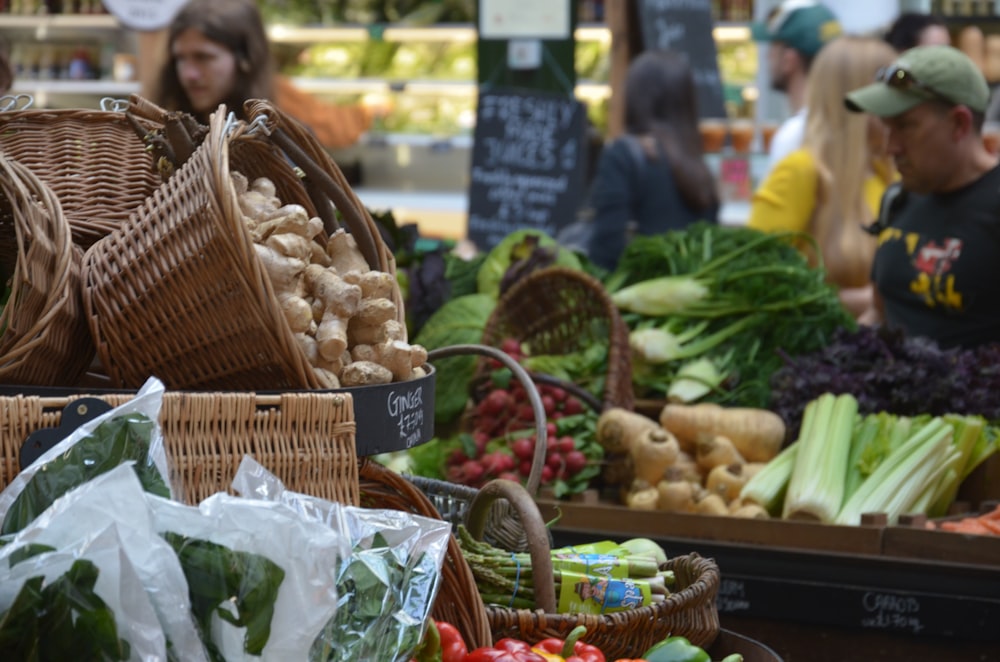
top-left (10, 80), bottom-right (139, 96)
top-left (268, 22), bottom-right (750, 45)
top-left (289, 77), bottom-right (611, 101)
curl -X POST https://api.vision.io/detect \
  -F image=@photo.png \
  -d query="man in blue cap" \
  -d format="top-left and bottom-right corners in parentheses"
top-left (754, 1), bottom-right (842, 175)
top-left (845, 45), bottom-right (1000, 349)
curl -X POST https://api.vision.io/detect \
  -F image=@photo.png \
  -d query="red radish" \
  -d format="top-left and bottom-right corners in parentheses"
top-left (548, 386), bottom-right (567, 402)
top-left (564, 450), bottom-right (587, 475)
top-left (501, 337), bottom-right (522, 356)
top-left (540, 465), bottom-right (554, 483)
top-left (481, 389), bottom-right (511, 416)
top-left (558, 436), bottom-right (576, 454)
top-left (448, 449), bottom-right (468, 466)
top-left (512, 437), bottom-right (535, 461)
top-left (519, 459), bottom-right (533, 477)
top-left (498, 471), bottom-right (521, 483)
top-left (541, 395), bottom-right (556, 416)
top-left (563, 397), bottom-right (583, 415)
top-left (546, 421), bottom-right (557, 438)
top-left (546, 453), bottom-right (564, 471)
top-left (516, 403), bottom-right (534, 422)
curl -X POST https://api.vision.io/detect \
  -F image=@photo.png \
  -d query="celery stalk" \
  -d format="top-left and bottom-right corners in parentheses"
top-left (835, 418), bottom-right (953, 525)
top-left (910, 448), bottom-right (963, 516)
top-left (927, 415), bottom-right (985, 517)
top-left (739, 441), bottom-right (799, 516)
top-left (783, 393), bottom-right (857, 522)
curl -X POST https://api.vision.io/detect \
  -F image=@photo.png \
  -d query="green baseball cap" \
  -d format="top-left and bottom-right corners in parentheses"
top-left (752, 1), bottom-right (842, 57)
top-left (845, 45), bottom-right (990, 117)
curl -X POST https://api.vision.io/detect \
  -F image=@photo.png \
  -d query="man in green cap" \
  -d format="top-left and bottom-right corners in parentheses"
top-left (754, 1), bottom-right (842, 175)
top-left (845, 45), bottom-right (1000, 349)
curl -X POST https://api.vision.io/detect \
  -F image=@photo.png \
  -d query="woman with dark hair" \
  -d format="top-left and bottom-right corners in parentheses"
top-left (585, 50), bottom-right (719, 271)
top-left (884, 12), bottom-right (950, 53)
top-left (154, 0), bottom-right (274, 122)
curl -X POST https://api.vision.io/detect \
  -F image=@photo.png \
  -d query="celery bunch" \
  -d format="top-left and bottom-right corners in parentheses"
top-left (739, 393), bottom-right (1000, 524)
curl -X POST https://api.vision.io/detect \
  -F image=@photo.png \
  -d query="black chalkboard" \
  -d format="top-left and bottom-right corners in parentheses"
top-left (638, 0), bottom-right (727, 119)
top-left (466, 87), bottom-right (588, 251)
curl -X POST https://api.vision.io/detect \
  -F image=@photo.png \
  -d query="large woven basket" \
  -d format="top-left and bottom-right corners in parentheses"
top-left (0, 389), bottom-right (358, 507)
top-left (82, 99), bottom-right (401, 390)
top-left (0, 101), bottom-right (161, 250)
top-left (479, 266), bottom-right (634, 412)
top-left (466, 480), bottom-right (721, 658)
top-left (359, 458), bottom-right (493, 651)
top-left (0, 152), bottom-right (93, 386)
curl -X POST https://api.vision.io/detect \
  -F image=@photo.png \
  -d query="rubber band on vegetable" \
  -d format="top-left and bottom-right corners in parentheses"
top-left (509, 553), bottom-right (522, 608)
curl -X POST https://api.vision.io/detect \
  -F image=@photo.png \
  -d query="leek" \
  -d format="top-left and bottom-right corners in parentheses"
top-left (835, 417), bottom-right (953, 525)
top-left (783, 393), bottom-right (857, 522)
top-left (739, 441), bottom-right (799, 516)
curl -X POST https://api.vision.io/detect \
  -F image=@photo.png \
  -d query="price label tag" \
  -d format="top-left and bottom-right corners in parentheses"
top-left (101, 0), bottom-right (188, 31)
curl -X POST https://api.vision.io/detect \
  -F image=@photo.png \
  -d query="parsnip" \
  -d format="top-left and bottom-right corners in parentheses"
top-left (660, 402), bottom-right (785, 463)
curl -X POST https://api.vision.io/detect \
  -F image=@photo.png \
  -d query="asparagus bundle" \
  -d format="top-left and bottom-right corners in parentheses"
top-left (456, 526), bottom-right (675, 613)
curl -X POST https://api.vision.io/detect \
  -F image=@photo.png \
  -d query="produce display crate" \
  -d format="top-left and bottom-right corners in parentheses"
top-left (882, 505), bottom-right (1000, 568)
top-left (542, 500), bottom-right (1000, 645)
top-left (0, 389), bottom-right (359, 507)
top-left (82, 97), bottom-right (402, 392)
top-left (0, 152), bottom-right (93, 386)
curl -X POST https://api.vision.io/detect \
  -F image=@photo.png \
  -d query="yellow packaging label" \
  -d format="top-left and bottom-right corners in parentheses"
top-left (557, 570), bottom-right (652, 614)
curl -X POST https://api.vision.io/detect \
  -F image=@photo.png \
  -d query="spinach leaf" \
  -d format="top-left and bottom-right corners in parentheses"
top-left (2, 413), bottom-right (170, 535)
top-left (0, 559), bottom-right (131, 661)
top-left (162, 532), bottom-right (285, 661)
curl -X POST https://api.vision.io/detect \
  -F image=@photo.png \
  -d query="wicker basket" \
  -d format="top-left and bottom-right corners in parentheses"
top-left (0, 102), bottom-right (161, 250)
top-left (359, 458), bottom-right (493, 651)
top-left (479, 266), bottom-right (634, 412)
top-left (82, 100), bottom-right (401, 391)
top-left (0, 390), bottom-right (358, 507)
top-left (0, 152), bottom-right (93, 386)
top-left (465, 479), bottom-right (721, 658)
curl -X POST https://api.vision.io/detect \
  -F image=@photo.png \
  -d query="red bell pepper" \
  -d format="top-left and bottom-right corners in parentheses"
top-left (532, 626), bottom-right (606, 662)
top-left (464, 637), bottom-right (547, 661)
top-left (437, 621), bottom-right (469, 662)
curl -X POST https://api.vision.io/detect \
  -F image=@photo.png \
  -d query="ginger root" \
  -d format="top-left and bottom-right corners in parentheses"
top-left (235, 172), bottom-right (428, 387)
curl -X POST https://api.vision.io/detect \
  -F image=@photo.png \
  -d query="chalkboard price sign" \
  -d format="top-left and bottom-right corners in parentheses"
top-left (638, 0), bottom-right (727, 119)
top-left (467, 88), bottom-right (587, 251)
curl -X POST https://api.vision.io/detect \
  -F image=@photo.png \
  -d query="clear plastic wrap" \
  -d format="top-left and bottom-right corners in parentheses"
top-left (0, 376), bottom-right (176, 536)
top-left (233, 456), bottom-right (451, 662)
top-left (0, 464), bottom-right (209, 661)
top-left (0, 524), bottom-right (167, 661)
top-left (147, 490), bottom-right (347, 661)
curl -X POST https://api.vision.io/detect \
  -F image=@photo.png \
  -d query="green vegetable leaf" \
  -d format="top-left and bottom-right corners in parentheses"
top-left (414, 293), bottom-right (497, 424)
top-left (476, 230), bottom-right (581, 299)
top-left (163, 532), bottom-right (285, 660)
top-left (0, 559), bottom-right (131, 661)
top-left (2, 413), bottom-right (170, 535)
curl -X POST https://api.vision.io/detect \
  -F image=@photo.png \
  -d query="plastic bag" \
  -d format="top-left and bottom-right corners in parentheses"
top-left (0, 376), bottom-right (176, 535)
top-left (233, 456), bottom-right (451, 662)
top-left (0, 523), bottom-right (167, 661)
top-left (147, 490), bottom-right (347, 661)
top-left (1, 463), bottom-right (209, 661)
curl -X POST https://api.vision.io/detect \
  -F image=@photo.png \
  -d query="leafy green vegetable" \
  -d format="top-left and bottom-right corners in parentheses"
top-left (0, 559), bottom-right (131, 661)
top-left (414, 293), bottom-right (497, 424)
top-left (476, 230), bottom-right (581, 299)
top-left (445, 252), bottom-right (487, 299)
top-left (162, 532), bottom-right (285, 661)
top-left (2, 413), bottom-right (170, 535)
top-left (607, 223), bottom-right (852, 407)
top-left (312, 532), bottom-right (434, 661)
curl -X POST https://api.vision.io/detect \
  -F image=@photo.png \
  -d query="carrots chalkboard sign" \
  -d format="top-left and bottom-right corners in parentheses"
top-left (638, 0), bottom-right (727, 119)
top-left (466, 87), bottom-right (587, 251)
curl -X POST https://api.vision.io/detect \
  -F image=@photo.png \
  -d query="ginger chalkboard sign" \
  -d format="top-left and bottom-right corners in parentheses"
top-left (466, 87), bottom-right (587, 251)
top-left (638, 0), bottom-right (727, 119)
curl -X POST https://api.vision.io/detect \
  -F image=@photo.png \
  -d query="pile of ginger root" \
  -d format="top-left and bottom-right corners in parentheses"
top-left (232, 171), bottom-right (427, 388)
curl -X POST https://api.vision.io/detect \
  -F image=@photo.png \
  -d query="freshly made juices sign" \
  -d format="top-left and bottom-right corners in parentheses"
top-left (467, 88), bottom-right (587, 251)
top-left (101, 0), bottom-right (187, 30)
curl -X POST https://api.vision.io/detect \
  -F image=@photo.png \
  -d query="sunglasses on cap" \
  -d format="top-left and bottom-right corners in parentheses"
top-left (876, 65), bottom-right (957, 106)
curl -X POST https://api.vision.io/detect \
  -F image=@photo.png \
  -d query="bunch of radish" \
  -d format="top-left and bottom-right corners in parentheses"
top-left (443, 338), bottom-right (603, 495)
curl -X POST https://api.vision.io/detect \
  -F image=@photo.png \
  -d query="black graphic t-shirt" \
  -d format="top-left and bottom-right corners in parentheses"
top-left (871, 165), bottom-right (1000, 349)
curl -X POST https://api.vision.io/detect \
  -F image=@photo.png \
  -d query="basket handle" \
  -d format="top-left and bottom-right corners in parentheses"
top-left (465, 478), bottom-right (557, 613)
top-left (427, 343), bottom-right (547, 496)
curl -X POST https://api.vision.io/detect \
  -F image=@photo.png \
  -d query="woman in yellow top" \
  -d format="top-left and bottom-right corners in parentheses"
top-left (750, 36), bottom-right (898, 317)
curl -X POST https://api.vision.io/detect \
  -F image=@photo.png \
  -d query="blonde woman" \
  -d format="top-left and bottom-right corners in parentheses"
top-left (749, 36), bottom-right (898, 317)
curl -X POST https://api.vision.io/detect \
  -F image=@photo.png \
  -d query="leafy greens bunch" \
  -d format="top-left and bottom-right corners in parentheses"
top-left (608, 222), bottom-right (853, 408)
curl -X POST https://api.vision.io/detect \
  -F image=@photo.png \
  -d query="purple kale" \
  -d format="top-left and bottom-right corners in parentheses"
top-left (769, 325), bottom-right (1000, 435)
